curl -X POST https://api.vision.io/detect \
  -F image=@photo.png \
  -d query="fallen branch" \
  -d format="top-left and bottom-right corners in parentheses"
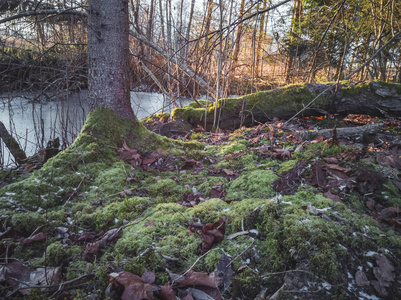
top-left (298, 123), bottom-right (383, 140)
top-left (0, 121), bottom-right (27, 165)
top-left (6, 273), bottom-right (94, 298)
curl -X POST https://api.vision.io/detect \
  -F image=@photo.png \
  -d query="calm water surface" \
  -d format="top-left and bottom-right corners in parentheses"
top-left (0, 91), bottom-right (189, 166)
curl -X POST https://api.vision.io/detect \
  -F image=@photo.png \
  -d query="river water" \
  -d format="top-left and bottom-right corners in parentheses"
top-left (0, 91), bottom-right (190, 167)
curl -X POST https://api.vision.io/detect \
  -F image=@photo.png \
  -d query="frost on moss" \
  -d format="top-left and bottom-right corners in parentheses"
top-left (225, 170), bottom-right (278, 200)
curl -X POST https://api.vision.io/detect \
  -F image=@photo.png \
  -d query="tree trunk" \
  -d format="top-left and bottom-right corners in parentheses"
top-left (173, 81), bottom-right (401, 130)
top-left (87, 0), bottom-right (134, 120)
top-left (231, 0), bottom-right (245, 73)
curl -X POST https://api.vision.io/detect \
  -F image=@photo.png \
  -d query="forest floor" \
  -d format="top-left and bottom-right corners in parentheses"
top-left (0, 103), bottom-right (401, 299)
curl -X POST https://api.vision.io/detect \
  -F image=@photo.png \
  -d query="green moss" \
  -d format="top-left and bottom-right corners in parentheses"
top-left (47, 210), bottom-right (67, 226)
top-left (141, 112), bottom-right (170, 124)
top-left (292, 142), bottom-right (344, 161)
top-left (191, 198), bottom-right (229, 223)
top-left (171, 107), bottom-right (207, 122)
top-left (278, 159), bottom-right (297, 174)
top-left (343, 193), bottom-right (366, 213)
top-left (204, 248), bottom-right (222, 270)
top-left (225, 170), bottom-right (278, 200)
top-left (220, 139), bottom-right (248, 155)
top-left (231, 269), bottom-right (260, 299)
top-left (381, 180), bottom-right (401, 206)
top-left (196, 176), bottom-right (228, 197)
top-left (93, 196), bottom-right (152, 229)
top-left (44, 241), bottom-right (69, 266)
top-left (11, 212), bottom-right (46, 234)
top-left (147, 178), bottom-right (189, 203)
top-left (375, 80), bottom-right (401, 94)
top-left (341, 81), bottom-right (371, 96)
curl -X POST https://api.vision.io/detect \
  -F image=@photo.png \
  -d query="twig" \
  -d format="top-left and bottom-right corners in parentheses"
top-left (172, 249), bottom-right (213, 285)
top-left (226, 240), bottom-right (255, 268)
top-left (6, 273), bottom-right (94, 298)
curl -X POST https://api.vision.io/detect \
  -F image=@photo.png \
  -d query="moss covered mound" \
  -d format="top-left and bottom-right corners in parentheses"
top-left (0, 106), bottom-right (400, 299)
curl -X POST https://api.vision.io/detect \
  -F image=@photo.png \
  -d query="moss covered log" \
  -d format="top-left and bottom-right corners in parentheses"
top-left (172, 81), bottom-right (401, 130)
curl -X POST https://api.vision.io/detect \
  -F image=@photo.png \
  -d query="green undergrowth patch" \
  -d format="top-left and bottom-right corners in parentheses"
top-left (225, 170), bottom-right (278, 200)
top-left (1, 104), bottom-right (401, 299)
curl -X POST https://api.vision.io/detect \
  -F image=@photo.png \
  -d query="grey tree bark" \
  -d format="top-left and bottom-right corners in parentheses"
top-left (87, 0), bottom-right (135, 120)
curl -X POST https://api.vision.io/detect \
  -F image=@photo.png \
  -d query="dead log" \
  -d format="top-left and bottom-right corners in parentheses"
top-left (0, 121), bottom-right (27, 165)
top-left (298, 123), bottom-right (383, 140)
top-left (171, 81), bottom-right (401, 130)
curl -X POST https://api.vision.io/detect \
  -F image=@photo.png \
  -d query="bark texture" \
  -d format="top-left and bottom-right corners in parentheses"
top-left (87, 0), bottom-right (134, 120)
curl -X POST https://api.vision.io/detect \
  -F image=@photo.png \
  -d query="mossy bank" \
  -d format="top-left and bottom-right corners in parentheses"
top-left (0, 105), bottom-right (400, 299)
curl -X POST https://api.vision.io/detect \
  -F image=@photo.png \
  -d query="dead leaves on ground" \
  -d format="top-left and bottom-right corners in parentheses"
top-left (108, 254), bottom-right (232, 300)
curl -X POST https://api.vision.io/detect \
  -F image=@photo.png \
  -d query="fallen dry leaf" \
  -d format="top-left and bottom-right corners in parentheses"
top-left (160, 283), bottom-right (176, 300)
top-left (82, 241), bottom-right (101, 261)
top-left (22, 232), bottom-right (47, 244)
top-left (141, 270), bottom-right (156, 284)
top-left (179, 270), bottom-right (223, 289)
top-left (372, 255), bottom-right (395, 296)
top-left (118, 141), bottom-right (142, 166)
top-left (114, 271), bottom-right (157, 300)
top-left (198, 217), bottom-right (226, 254)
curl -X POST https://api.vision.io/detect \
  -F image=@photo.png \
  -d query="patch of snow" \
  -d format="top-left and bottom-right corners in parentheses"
top-left (321, 282), bottom-right (332, 290)
top-left (367, 262), bottom-right (373, 268)
top-left (5, 192), bottom-right (15, 196)
top-left (221, 208), bottom-right (231, 212)
top-left (358, 291), bottom-right (380, 300)
top-left (249, 229), bottom-right (259, 235)
top-left (365, 251), bottom-right (378, 257)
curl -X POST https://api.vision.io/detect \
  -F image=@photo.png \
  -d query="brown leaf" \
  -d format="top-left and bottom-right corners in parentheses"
top-left (355, 270), bottom-right (370, 287)
top-left (323, 190), bottom-right (342, 203)
top-left (180, 270), bottom-right (223, 289)
top-left (115, 271), bottom-right (157, 300)
top-left (372, 255), bottom-right (395, 296)
top-left (23, 232), bottom-right (47, 245)
top-left (365, 198), bottom-right (376, 211)
top-left (82, 241), bottom-right (101, 261)
top-left (210, 186), bottom-right (226, 199)
top-left (160, 283), bottom-right (176, 300)
top-left (199, 217), bottom-right (226, 254)
top-left (143, 157), bottom-right (157, 165)
top-left (141, 270), bottom-right (156, 284)
top-left (77, 231), bottom-right (103, 243)
top-left (118, 141), bottom-right (142, 166)
top-left (380, 207), bottom-right (401, 219)
top-left (309, 160), bottom-right (327, 188)
top-left (145, 220), bottom-right (156, 227)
